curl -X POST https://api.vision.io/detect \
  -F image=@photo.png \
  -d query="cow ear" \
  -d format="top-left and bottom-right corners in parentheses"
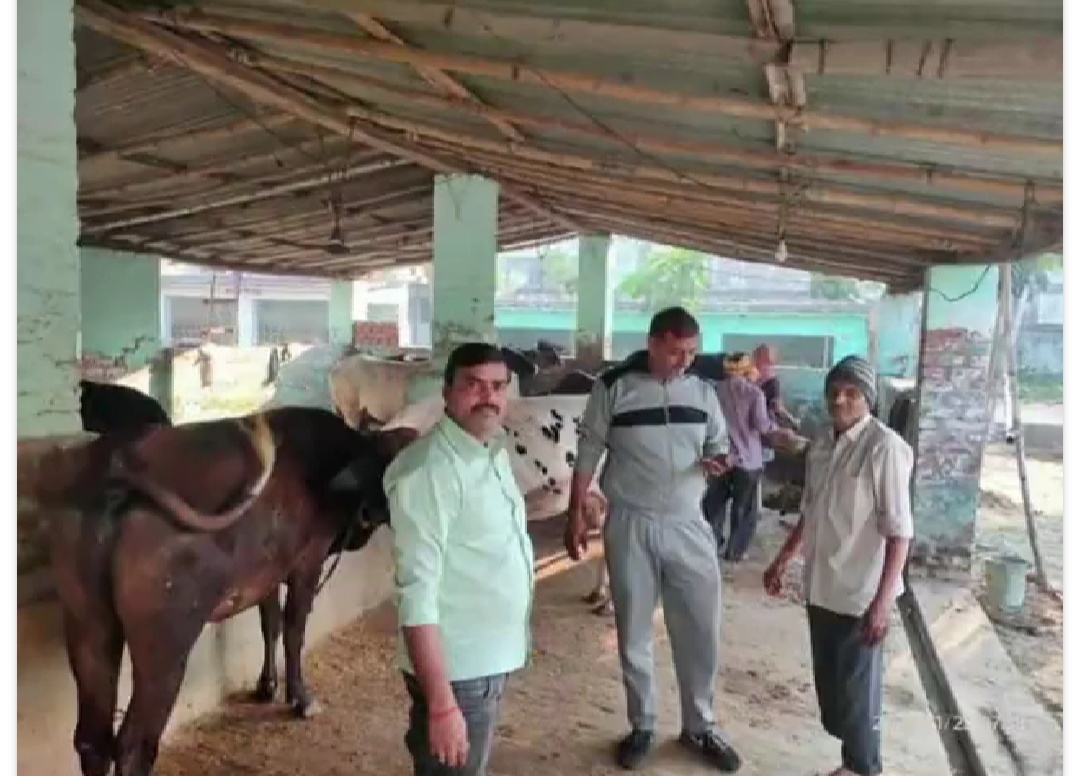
top-left (375, 426), bottom-right (419, 458)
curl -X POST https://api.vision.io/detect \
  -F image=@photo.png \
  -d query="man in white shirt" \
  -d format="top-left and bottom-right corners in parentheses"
top-left (763, 355), bottom-right (914, 776)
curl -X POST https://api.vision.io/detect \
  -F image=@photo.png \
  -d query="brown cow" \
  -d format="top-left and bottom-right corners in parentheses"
top-left (36, 406), bottom-right (416, 776)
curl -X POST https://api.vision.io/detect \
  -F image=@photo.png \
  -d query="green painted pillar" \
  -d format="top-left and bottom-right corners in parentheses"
top-left (431, 174), bottom-right (499, 355)
top-left (574, 232), bottom-right (613, 368)
top-left (406, 174), bottom-right (498, 404)
top-left (17, 0), bottom-right (80, 438)
top-left (910, 264), bottom-right (999, 576)
top-left (329, 280), bottom-right (356, 347)
top-left (873, 291), bottom-right (923, 379)
top-left (80, 249), bottom-right (161, 372)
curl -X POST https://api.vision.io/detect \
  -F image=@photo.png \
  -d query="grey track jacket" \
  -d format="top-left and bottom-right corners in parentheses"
top-left (575, 352), bottom-right (728, 517)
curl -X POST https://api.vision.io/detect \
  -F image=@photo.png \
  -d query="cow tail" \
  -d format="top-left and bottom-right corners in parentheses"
top-left (115, 413), bottom-right (277, 532)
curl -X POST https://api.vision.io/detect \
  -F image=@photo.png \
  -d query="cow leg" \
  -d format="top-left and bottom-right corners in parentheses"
top-left (584, 558), bottom-right (607, 603)
top-left (61, 607), bottom-right (124, 776)
top-left (591, 560), bottom-right (614, 617)
top-left (114, 628), bottom-right (198, 776)
top-left (253, 590), bottom-right (283, 703)
top-left (283, 566), bottom-right (322, 719)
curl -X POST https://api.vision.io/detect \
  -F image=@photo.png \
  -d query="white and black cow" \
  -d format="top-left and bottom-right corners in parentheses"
top-left (329, 345), bottom-right (597, 429)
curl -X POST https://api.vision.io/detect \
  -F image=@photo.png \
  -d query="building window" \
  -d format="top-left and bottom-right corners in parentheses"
top-left (723, 333), bottom-right (835, 369)
top-left (366, 303), bottom-right (399, 323)
top-left (254, 299), bottom-right (330, 345)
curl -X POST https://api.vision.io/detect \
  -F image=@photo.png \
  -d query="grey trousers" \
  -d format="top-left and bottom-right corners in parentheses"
top-left (403, 671), bottom-right (508, 776)
top-left (603, 506), bottom-right (722, 734)
top-left (807, 605), bottom-right (884, 775)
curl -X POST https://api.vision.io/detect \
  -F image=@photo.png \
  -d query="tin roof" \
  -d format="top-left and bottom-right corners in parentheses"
top-left (74, 0), bottom-right (1062, 286)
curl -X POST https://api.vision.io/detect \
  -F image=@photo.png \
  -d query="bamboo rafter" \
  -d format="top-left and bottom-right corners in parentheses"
top-left (305, 0), bottom-right (1062, 80)
top-left (252, 54), bottom-right (1058, 202)
top-left (344, 11), bottom-right (525, 143)
top-left (337, 106), bottom-right (1024, 229)
top-left (445, 151), bottom-right (1001, 250)
top-left (76, 0), bottom-right (582, 233)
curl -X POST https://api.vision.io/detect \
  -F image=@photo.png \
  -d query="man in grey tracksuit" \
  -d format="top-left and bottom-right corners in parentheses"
top-left (565, 307), bottom-right (742, 772)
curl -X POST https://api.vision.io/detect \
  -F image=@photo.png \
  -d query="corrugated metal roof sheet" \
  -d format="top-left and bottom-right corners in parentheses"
top-left (71, 0), bottom-right (1061, 281)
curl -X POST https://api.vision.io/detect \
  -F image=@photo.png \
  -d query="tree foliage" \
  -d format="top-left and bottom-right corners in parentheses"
top-left (618, 246), bottom-right (709, 310)
top-left (1011, 251), bottom-right (1061, 300)
top-left (497, 244), bottom-right (579, 295)
top-left (808, 273), bottom-right (885, 301)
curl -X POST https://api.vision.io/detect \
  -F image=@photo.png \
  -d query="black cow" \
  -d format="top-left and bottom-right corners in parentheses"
top-left (78, 380), bottom-right (171, 436)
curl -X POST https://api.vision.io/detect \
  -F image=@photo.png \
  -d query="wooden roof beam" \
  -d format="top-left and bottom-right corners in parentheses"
top-left (81, 156), bottom-right (413, 234)
top-left (299, 0), bottom-right (1061, 80)
top-left (141, 185), bottom-right (434, 244)
top-left (79, 113), bottom-right (297, 167)
top-left (80, 235), bottom-right (356, 279)
top-left (545, 196), bottom-right (930, 270)
top-left (76, 0), bottom-right (582, 234)
top-left (572, 209), bottom-right (916, 284)
top-left (449, 150), bottom-right (1000, 248)
top-left (147, 8), bottom-right (1062, 154)
top-left (382, 122), bottom-right (1024, 229)
top-left (252, 54), bottom-right (1056, 202)
top-left (344, 12), bottom-right (525, 143)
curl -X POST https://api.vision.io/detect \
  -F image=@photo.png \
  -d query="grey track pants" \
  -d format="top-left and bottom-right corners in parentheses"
top-left (603, 506), bottom-right (722, 734)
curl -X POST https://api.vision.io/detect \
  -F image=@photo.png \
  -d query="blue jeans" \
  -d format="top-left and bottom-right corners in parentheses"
top-left (403, 671), bottom-right (509, 776)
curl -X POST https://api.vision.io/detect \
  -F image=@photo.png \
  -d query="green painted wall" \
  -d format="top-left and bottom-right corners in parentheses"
top-left (329, 280), bottom-right (356, 346)
top-left (874, 292), bottom-right (923, 378)
top-left (494, 305), bottom-right (869, 426)
top-left (494, 307), bottom-right (870, 361)
top-left (17, 0), bottom-right (81, 437)
top-left (80, 249), bottom-right (161, 372)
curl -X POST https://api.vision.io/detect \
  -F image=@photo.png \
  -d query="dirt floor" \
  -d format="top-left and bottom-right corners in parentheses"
top-left (153, 518), bottom-right (952, 776)
top-left (973, 443), bottom-right (1064, 727)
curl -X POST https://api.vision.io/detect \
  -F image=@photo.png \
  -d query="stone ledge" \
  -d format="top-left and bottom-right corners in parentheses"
top-left (912, 579), bottom-right (1063, 776)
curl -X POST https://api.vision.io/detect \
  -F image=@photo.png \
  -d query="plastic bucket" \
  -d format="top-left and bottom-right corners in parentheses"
top-left (984, 554), bottom-right (1029, 613)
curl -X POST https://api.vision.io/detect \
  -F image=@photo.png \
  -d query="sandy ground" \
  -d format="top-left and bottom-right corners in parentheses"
top-left (973, 443), bottom-right (1064, 726)
top-left (152, 518), bottom-right (951, 776)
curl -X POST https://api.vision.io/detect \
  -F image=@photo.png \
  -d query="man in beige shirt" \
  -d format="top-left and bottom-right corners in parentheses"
top-left (764, 355), bottom-right (914, 776)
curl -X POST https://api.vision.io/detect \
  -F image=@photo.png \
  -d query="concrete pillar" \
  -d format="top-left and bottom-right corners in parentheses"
top-left (574, 232), bottom-right (613, 368)
top-left (431, 174), bottom-right (499, 355)
top-left (17, 0), bottom-right (80, 438)
top-left (873, 291), bottom-right (923, 379)
top-left (80, 249), bottom-right (161, 373)
top-left (237, 293), bottom-right (256, 347)
top-left (328, 280), bottom-right (355, 346)
top-left (910, 264), bottom-right (1000, 575)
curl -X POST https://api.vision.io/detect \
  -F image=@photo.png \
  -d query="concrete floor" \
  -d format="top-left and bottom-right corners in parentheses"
top-left (151, 517), bottom-right (954, 776)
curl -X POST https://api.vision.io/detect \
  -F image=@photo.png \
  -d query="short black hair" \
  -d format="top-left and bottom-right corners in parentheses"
top-left (648, 306), bottom-right (700, 339)
top-left (443, 342), bottom-right (508, 386)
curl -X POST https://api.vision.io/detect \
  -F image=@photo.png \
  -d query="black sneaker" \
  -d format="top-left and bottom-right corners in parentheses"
top-left (616, 729), bottom-right (655, 770)
top-left (679, 729), bottom-right (742, 772)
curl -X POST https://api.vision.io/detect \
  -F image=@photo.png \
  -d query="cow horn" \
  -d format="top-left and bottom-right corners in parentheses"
top-left (115, 412), bottom-right (277, 532)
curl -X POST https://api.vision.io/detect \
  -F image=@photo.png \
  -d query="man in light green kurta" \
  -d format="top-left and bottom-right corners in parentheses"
top-left (384, 343), bottom-right (535, 776)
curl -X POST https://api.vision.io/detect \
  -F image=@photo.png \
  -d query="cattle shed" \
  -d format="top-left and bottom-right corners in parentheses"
top-left (17, 0), bottom-right (1063, 774)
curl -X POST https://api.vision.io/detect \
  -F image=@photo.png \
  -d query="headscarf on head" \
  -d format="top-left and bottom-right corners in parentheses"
top-left (752, 344), bottom-right (777, 382)
top-left (825, 354), bottom-right (877, 406)
top-left (723, 352), bottom-right (754, 378)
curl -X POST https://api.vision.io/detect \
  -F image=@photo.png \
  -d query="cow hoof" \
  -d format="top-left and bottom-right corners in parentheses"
top-left (583, 589), bottom-right (605, 605)
top-left (591, 599), bottom-right (614, 617)
top-left (252, 679), bottom-right (277, 703)
top-left (291, 698), bottom-right (323, 719)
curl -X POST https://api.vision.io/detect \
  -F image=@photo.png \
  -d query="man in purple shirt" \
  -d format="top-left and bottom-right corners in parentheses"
top-left (704, 354), bottom-right (795, 563)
